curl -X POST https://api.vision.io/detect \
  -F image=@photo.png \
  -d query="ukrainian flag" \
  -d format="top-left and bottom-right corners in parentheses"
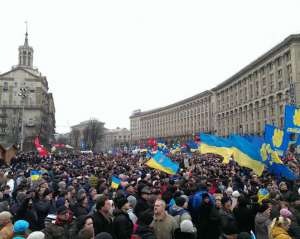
top-left (146, 151), bottom-right (179, 175)
top-left (199, 133), bottom-right (234, 164)
top-left (31, 170), bottom-right (42, 181)
top-left (257, 188), bottom-right (269, 204)
top-left (285, 105), bottom-right (300, 133)
top-left (264, 124), bottom-right (290, 156)
top-left (230, 135), bottom-right (265, 176)
top-left (111, 176), bottom-right (121, 189)
top-left (248, 137), bottom-right (297, 180)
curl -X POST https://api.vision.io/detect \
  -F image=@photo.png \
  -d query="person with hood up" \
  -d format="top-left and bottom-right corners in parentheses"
top-left (254, 201), bottom-right (272, 239)
top-left (112, 194), bottom-right (133, 239)
top-left (270, 216), bottom-right (293, 239)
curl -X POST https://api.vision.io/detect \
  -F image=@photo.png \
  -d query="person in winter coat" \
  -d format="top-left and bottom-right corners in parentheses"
top-left (135, 186), bottom-right (151, 218)
top-left (270, 216), bottom-right (292, 239)
top-left (194, 193), bottom-right (220, 239)
top-left (219, 197), bottom-right (237, 235)
top-left (92, 195), bottom-right (114, 236)
top-left (112, 195), bottom-right (133, 239)
top-left (75, 215), bottom-right (95, 239)
top-left (254, 202), bottom-right (272, 239)
top-left (233, 195), bottom-right (255, 233)
top-left (15, 194), bottom-right (40, 231)
top-left (74, 195), bottom-right (89, 217)
top-left (43, 205), bottom-right (77, 239)
top-left (12, 220), bottom-right (30, 239)
top-left (34, 188), bottom-right (52, 230)
top-left (133, 209), bottom-right (156, 239)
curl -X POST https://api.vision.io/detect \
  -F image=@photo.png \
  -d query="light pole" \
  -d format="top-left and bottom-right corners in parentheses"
top-left (18, 87), bottom-right (28, 152)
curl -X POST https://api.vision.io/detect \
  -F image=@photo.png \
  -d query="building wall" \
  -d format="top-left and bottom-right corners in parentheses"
top-left (130, 34), bottom-right (300, 141)
top-left (102, 128), bottom-right (131, 151)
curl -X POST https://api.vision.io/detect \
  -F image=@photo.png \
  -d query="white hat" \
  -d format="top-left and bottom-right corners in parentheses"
top-left (180, 220), bottom-right (195, 233)
top-left (27, 231), bottom-right (45, 239)
top-left (226, 187), bottom-right (233, 194)
top-left (298, 187), bottom-right (300, 195)
top-left (232, 191), bottom-right (240, 198)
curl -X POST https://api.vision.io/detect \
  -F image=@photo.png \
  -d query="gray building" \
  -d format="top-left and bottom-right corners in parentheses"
top-left (0, 31), bottom-right (55, 150)
top-left (102, 127), bottom-right (131, 151)
top-left (130, 34), bottom-right (300, 141)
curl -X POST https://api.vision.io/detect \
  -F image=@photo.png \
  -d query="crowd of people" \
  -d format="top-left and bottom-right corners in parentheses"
top-left (0, 149), bottom-right (300, 239)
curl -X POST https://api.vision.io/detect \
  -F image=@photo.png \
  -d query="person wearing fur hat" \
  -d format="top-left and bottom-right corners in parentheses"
top-left (270, 216), bottom-right (293, 239)
top-left (112, 195), bottom-right (133, 239)
top-left (0, 211), bottom-right (13, 239)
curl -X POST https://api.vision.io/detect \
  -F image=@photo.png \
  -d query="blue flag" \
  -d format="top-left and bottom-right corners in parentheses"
top-left (264, 124), bottom-right (290, 156)
top-left (284, 105), bottom-right (300, 133)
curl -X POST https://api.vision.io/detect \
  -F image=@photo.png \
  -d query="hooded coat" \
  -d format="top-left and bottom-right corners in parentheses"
top-left (271, 226), bottom-right (292, 239)
top-left (254, 212), bottom-right (271, 239)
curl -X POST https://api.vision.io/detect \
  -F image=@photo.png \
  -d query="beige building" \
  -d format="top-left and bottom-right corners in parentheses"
top-left (0, 31), bottom-right (55, 150)
top-left (102, 127), bottom-right (131, 151)
top-left (130, 34), bottom-right (300, 141)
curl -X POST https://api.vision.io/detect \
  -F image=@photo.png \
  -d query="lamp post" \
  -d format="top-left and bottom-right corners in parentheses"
top-left (18, 87), bottom-right (28, 152)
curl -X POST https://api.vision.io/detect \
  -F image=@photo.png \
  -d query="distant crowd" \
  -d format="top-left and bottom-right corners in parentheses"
top-left (0, 150), bottom-right (300, 239)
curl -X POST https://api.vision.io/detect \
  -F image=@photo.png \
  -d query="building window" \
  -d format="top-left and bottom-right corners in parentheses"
top-left (3, 82), bottom-right (8, 91)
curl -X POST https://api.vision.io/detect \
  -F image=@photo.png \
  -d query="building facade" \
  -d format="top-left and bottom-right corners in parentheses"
top-left (0, 32), bottom-right (55, 150)
top-left (70, 119), bottom-right (105, 150)
top-left (130, 34), bottom-right (300, 142)
top-left (102, 127), bottom-right (131, 151)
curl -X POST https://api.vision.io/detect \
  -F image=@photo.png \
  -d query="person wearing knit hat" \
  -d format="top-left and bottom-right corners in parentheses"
top-left (280, 208), bottom-right (292, 218)
top-left (0, 211), bottom-right (13, 239)
top-left (27, 231), bottom-right (45, 239)
top-left (13, 220), bottom-right (30, 238)
top-left (112, 195), bottom-right (133, 239)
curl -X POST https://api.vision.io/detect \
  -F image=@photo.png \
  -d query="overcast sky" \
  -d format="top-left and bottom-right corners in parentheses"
top-left (0, 0), bottom-right (300, 133)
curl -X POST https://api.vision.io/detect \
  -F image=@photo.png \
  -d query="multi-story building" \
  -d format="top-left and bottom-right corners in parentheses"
top-left (0, 31), bottom-right (55, 150)
top-left (102, 127), bottom-right (131, 151)
top-left (130, 34), bottom-right (300, 142)
top-left (70, 119), bottom-right (105, 150)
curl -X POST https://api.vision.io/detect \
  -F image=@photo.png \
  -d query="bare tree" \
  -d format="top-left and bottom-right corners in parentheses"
top-left (88, 119), bottom-right (104, 151)
top-left (71, 129), bottom-right (80, 149)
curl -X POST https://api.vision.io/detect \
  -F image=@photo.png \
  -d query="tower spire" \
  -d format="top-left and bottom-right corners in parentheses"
top-left (24, 21), bottom-right (28, 46)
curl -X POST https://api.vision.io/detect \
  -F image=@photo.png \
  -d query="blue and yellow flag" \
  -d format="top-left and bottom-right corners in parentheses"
top-left (111, 176), bottom-right (121, 189)
top-left (230, 135), bottom-right (265, 176)
top-left (31, 170), bottom-right (42, 181)
top-left (146, 151), bottom-right (179, 175)
top-left (199, 133), bottom-right (234, 164)
top-left (264, 124), bottom-right (289, 156)
top-left (251, 137), bottom-right (297, 180)
top-left (284, 105), bottom-right (300, 133)
top-left (257, 188), bottom-right (270, 204)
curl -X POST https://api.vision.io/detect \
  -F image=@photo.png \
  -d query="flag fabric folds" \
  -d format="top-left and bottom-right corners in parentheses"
top-left (199, 133), bottom-right (234, 164)
top-left (264, 124), bottom-right (289, 156)
top-left (34, 137), bottom-right (49, 157)
top-left (284, 105), bottom-right (300, 133)
top-left (111, 176), bottom-right (121, 189)
top-left (146, 151), bottom-right (179, 175)
top-left (31, 170), bottom-right (42, 181)
top-left (230, 135), bottom-right (265, 176)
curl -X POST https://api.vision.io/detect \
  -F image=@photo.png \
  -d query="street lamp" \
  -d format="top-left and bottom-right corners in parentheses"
top-left (18, 87), bottom-right (29, 151)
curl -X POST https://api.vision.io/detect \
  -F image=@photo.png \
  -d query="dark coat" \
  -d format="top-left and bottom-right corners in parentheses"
top-left (195, 202), bottom-right (221, 239)
top-left (15, 197), bottom-right (39, 231)
top-left (135, 196), bottom-right (150, 218)
top-left (135, 224), bottom-right (156, 239)
top-left (34, 199), bottom-right (51, 229)
top-left (73, 204), bottom-right (89, 217)
top-left (43, 221), bottom-right (77, 239)
top-left (233, 205), bottom-right (254, 233)
top-left (113, 209), bottom-right (133, 239)
top-left (92, 211), bottom-right (114, 236)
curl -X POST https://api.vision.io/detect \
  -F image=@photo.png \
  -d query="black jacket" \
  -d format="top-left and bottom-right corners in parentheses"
top-left (113, 209), bottom-right (133, 239)
top-left (135, 196), bottom-right (150, 218)
top-left (73, 204), bottom-right (89, 217)
top-left (135, 224), bottom-right (156, 239)
top-left (233, 205), bottom-right (255, 233)
top-left (92, 211), bottom-right (114, 236)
